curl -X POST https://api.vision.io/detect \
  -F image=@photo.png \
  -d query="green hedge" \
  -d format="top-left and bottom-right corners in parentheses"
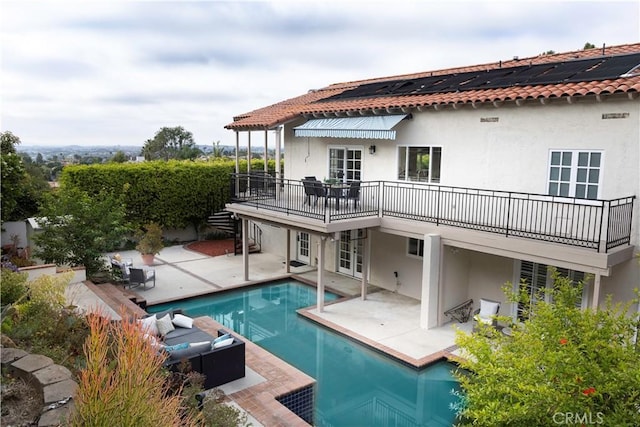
top-left (60, 159), bottom-right (278, 229)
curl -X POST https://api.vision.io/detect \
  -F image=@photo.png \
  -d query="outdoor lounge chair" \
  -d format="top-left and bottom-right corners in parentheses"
top-left (473, 298), bottom-right (500, 328)
top-left (109, 256), bottom-right (132, 284)
top-left (444, 298), bottom-right (473, 323)
top-left (128, 267), bottom-right (156, 289)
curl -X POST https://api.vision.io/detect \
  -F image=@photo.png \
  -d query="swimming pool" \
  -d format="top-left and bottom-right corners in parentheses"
top-left (149, 280), bottom-right (460, 426)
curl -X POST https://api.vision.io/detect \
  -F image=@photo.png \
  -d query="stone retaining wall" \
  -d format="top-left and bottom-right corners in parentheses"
top-left (1, 347), bottom-right (77, 426)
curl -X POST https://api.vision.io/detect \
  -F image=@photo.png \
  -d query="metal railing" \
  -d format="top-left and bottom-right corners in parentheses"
top-left (230, 173), bottom-right (380, 223)
top-left (228, 174), bottom-right (635, 253)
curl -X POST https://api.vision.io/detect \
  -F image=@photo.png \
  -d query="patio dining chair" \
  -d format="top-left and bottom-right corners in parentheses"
top-left (128, 267), bottom-right (156, 289)
top-left (346, 181), bottom-right (361, 209)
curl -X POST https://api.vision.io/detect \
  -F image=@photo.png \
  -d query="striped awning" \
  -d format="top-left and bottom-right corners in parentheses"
top-left (293, 114), bottom-right (408, 140)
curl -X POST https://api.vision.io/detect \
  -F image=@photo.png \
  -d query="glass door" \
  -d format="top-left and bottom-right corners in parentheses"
top-left (338, 229), bottom-right (364, 278)
top-left (329, 148), bottom-right (362, 182)
top-left (296, 232), bottom-right (310, 265)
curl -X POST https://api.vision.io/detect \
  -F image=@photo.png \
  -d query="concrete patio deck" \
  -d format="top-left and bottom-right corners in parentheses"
top-left (66, 244), bottom-right (470, 364)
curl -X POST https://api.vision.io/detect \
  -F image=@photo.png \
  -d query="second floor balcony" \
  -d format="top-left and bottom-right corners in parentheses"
top-left (228, 173), bottom-right (635, 254)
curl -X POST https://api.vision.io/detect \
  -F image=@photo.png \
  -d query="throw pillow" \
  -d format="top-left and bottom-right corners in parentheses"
top-left (168, 341), bottom-right (211, 361)
top-left (172, 313), bottom-right (193, 329)
top-left (156, 314), bottom-right (175, 337)
top-left (139, 315), bottom-right (158, 336)
top-left (164, 342), bottom-right (189, 352)
top-left (213, 337), bottom-right (234, 349)
top-left (212, 333), bottom-right (232, 345)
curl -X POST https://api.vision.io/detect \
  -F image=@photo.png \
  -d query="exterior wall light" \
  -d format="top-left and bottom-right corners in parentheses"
top-left (369, 145), bottom-right (376, 154)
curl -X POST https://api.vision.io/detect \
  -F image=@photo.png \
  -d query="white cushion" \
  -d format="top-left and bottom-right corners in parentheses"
top-left (172, 313), bottom-right (193, 329)
top-left (478, 299), bottom-right (500, 323)
top-left (156, 314), bottom-right (175, 337)
top-left (213, 337), bottom-right (234, 349)
top-left (139, 315), bottom-right (158, 336)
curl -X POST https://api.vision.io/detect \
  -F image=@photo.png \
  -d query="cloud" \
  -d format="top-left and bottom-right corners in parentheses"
top-left (1, 1), bottom-right (638, 147)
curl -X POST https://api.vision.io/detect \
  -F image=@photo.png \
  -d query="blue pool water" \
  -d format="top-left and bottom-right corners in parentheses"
top-left (149, 280), bottom-right (460, 426)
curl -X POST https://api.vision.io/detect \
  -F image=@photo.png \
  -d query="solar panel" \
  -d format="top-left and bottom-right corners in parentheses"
top-left (321, 52), bottom-right (640, 102)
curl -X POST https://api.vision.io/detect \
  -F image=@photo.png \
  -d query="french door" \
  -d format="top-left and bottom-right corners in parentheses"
top-left (329, 147), bottom-right (362, 182)
top-left (296, 232), bottom-right (310, 264)
top-left (338, 229), bottom-right (364, 278)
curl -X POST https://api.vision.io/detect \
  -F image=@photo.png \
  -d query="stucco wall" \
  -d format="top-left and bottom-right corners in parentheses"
top-left (283, 99), bottom-right (639, 247)
top-left (285, 100), bottom-right (638, 196)
top-left (464, 250), bottom-right (514, 317)
top-left (440, 246), bottom-right (471, 321)
top-left (601, 258), bottom-right (640, 307)
top-left (368, 230), bottom-right (423, 299)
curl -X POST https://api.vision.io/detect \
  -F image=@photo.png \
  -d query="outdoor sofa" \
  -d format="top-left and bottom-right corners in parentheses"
top-left (140, 309), bottom-right (245, 389)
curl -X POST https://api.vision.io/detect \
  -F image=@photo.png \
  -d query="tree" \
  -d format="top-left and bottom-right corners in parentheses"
top-left (33, 186), bottom-right (132, 277)
top-left (453, 271), bottom-right (640, 426)
top-left (141, 126), bottom-right (199, 161)
top-left (109, 150), bottom-right (128, 163)
top-left (1, 131), bottom-right (47, 222)
top-left (584, 42), bottom-right (596, 50)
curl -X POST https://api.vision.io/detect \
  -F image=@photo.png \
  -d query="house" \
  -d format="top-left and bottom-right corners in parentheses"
top-left (223, 43), bottom-right (639, 329)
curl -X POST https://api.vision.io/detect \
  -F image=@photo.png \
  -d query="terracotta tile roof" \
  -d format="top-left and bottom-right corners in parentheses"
top-left (226, 43), bottom-right (640, 130)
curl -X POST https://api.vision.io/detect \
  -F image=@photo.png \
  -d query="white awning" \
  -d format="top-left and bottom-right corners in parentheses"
top-left (293, 114), bottom-right (408, 140)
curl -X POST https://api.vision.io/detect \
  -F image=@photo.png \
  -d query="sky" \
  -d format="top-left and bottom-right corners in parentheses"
top-left (1, 1), bottom-right (639, 148)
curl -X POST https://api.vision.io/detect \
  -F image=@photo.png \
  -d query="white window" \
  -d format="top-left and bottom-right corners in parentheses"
top-left (398, 146), bottom-right (441, 183)
top-left (407, 238), bottom-right (424, 258)
top-left (548, 150), bottom-right (602, 199)
top-left (515, 261), bottom-right (587, 321)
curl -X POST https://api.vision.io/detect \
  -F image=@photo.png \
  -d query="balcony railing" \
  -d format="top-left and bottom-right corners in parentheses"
top-left (229, 173), bottom-right (635, 253)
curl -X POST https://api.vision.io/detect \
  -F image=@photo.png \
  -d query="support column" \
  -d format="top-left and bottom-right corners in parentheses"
top-left (275, 126), bottom-right (282, 201)
top-left (242, 218), bottom-right (249, 281)
top-left (360, 234), bottom-right (369, 301)
top-left (286, 229), bottom-right (291, 274)
top-left (317, 236), bottom-right (326, 312)
top-left (420, 234), bottom-right (441, 329)
top-left (264, 130), bottom-right (269, 174)
top-left (234, 131), bottom-right (240, 194)
top-left (247, 132), bottom-right (252, 174)
top-left (591, 273), bottom-right (602, 310)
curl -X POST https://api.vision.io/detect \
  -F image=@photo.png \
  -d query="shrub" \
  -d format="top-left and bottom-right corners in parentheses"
top-left (71, 310), bottom-right (201, 426)
top-left (0, 269), bottom-right (28, 305)
top-left (3, 271), bottom-right (89, 373)
top-left (453, 270), bottom-right (640, 426)
top-left (201, 389), bottom-right (249, 427)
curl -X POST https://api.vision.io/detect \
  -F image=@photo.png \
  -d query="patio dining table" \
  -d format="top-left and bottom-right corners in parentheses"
top-left (323, 183), bottom-right (350, 211)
